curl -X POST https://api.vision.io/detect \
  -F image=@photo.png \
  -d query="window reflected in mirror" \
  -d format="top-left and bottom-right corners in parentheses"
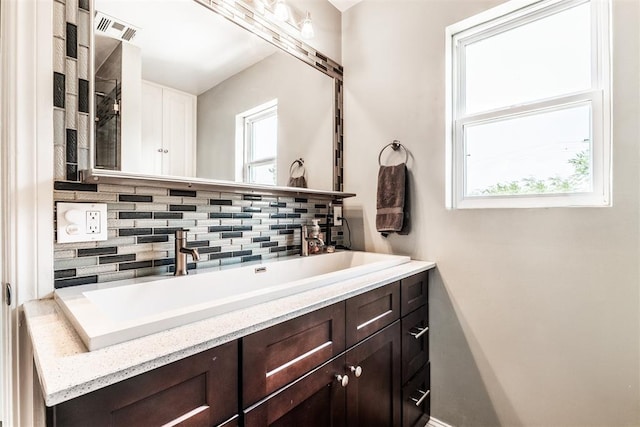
top-left (239, 100), bottom-right (278, 185)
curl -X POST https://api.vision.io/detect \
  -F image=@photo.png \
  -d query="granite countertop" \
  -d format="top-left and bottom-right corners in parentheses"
top-left (24, 260), bottom-right (435, 407)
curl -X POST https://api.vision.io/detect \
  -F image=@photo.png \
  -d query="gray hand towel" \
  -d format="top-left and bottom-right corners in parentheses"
top-left (376, 163), bottom-right (406, 233)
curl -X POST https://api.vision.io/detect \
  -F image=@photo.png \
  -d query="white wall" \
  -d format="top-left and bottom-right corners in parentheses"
top-left (342, 0), bottom-right (640, 425)
top-left (197, 51), bottom-right (334, 190)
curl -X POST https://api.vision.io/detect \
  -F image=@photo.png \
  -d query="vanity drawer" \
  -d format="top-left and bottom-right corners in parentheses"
top-left (346, 281), bottom-right (400, 347)
top-left (49, 341), bottom-right (238, 427)
top-left (401, 303), bottom-right (429, 384)
top-left (244, 354), bottom-right (347, 427)
top-left (401, 272), bottom-right (428, 316)
top-left (402, 363), bottom-right (430, 427)
top-left (243, 302), bottom-right (346, 408)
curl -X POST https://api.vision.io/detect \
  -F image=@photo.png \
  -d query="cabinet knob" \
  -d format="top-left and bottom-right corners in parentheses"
top-left (163, 149), bottom-right (169, 153)
top-left (410, 389), bottom-right (430, 407)
top-left (348, 365), bottom-right (363, 377)
top-left (157, 148), bottom-right (163, 153)
top-left (409, 326), bottom-right (429, 340)
top-left (335, 374), bottom-right (349, 387)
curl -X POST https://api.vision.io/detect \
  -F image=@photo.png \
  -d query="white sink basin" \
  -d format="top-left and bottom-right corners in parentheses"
top-left (54, 251), bottom-right (410, 351)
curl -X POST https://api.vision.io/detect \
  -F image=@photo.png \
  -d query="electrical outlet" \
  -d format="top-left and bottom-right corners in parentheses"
top-left (57, 202), bottom-right (108, 243)
top-left (333, 206), bottom-right (343, 226)
top-left (86, 211), bottom-right (101, 234)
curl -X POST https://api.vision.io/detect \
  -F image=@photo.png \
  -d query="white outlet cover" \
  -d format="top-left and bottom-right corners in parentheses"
top-left (57, 202), bottom-right (108, 243)
top-left (334, 206), bottom-right (343, 226)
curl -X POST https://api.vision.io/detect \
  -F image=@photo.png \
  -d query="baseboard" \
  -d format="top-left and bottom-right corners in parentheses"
top-left (427, 416), bottom-right (455, 427)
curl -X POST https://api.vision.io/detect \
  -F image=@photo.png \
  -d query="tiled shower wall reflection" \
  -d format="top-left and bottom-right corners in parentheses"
top-left (53, 0), bottom-right (91, 180)
top-left (52, 0), bottom-right (343, 289)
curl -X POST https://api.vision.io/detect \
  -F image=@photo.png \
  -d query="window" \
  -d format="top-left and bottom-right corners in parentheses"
top-left (237, 100), bottom-right (278, 185)
top-left (446, 0), bottom-right (611, 208)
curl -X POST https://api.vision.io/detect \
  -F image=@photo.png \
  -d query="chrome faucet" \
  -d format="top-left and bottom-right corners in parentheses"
top-left (174, 229), bottom-right (200, 276)
top-left (301, 225), bottom-right (325, 256)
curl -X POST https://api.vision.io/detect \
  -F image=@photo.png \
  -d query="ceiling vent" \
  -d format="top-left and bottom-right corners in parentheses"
top-left (94, 11), bottom-right (139, 43)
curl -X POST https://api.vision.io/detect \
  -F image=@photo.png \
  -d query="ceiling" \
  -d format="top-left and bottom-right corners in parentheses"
top-left (327, 0), bottom-right (362, 12)
top-left (94, 0), bottom-right (277, 95)
top-left (94, 0), bottom-right (361, 94)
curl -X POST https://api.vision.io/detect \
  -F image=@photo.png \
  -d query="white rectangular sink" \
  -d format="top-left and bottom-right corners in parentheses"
top-left (54, 251), bottom-right (410, 351)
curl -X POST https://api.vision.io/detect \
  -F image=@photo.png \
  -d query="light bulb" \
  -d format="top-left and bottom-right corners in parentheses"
top-left (273, 0), bottom-right (289, 21)
top-left (254, 0), bottom-right (266, 14)
top-left (300, 12), bottom-right (314, 39)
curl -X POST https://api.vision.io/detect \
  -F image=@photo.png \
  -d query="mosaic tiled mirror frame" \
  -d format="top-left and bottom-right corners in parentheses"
top-left (194, 0), bottom-right (345, 192)
top-left (52, 0), bottom-right (346, 288)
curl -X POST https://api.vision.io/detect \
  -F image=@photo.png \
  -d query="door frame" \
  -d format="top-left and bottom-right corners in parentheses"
top-left (1, 0), bottom-right (55, 425)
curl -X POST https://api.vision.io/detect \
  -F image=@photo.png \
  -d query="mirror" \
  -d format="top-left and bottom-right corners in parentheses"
top-left (93, 0), bottom-right (338, 191)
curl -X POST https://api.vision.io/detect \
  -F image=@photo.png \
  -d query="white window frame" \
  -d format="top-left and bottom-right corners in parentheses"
top-left (445, 0), bottom-right (611, 209)
top-left (235, 99), bottom-right (278, 184)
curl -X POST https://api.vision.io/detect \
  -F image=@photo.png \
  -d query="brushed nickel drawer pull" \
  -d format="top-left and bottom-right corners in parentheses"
top-left (357, 310), bottom-right (393, 330)
top-left (411, 389), bottom-right (430, 406)
top-left (266, 341), bottom-right (332, 378)
top-left (409, 326), bottom-right (429, 339)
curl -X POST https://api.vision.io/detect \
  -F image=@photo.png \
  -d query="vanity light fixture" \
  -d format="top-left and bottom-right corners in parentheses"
top-left (299, 12), bottom-right (314, 39)
top-left (273, 0), bottom-right (290, 21)
top-left (254, 0), bottom-right (266, 14)
top-left (252, 0), bottom-right (313, 39)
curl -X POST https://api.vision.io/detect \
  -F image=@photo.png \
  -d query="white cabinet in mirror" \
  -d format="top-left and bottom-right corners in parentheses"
top-left (92, 0), bottom-right (341, 191)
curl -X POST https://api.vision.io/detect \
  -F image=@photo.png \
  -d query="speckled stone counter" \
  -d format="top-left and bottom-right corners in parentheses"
top-left (24, 260), bottom-right (435, 407)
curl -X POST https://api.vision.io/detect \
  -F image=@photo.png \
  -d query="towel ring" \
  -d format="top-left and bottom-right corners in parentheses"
top-left (289, 158), bottom-right (305, 177)
top-left (378, 140), bottom-right (408, 166)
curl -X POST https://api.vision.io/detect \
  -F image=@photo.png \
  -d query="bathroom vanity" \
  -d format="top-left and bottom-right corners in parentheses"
top-left (25, 255), bottom-right (434, 427)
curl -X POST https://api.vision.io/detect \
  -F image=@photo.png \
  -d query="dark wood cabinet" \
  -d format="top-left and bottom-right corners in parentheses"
top-left (346, 280), bottom-right (400, 347)
top-left (246, 321), bottom-right (403, 427)
top-left (242, 302), bottom-right (346, 407)
top-left (48, 270), bottom-right (430, 427)
top-left (402, 303), bottom-right (429, 384)
top-left (401, 271), bottom-right (428, 316)
top-left (400, 272), bottom-right (430, 426)
top-left (48, 340), bottom-right (238, 427)
top-left (244, 355), bottom-right (347, 427)
top-left (346, 321), bottom-right (402, 427)
top-left (402, 363), bottom-right (431, 427)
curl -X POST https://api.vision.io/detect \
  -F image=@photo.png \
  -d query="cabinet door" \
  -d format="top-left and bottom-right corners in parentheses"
top-left (402, 363), bottom-right (430, 427)
top-left (140, 81), bottom-right (164, 175)
top-left (243, 302), bottom-right (346, 407)
top-left (346, 281), bottom-right (400, 347)
top-left (50, 341), bottom-right (238, 427)
top-left (244, 355), bottom-right (347, 427)
top-left (400, 272), bottom-right (428, 316)
top-left (346, 321), bottom-right (401, 427)
top-left (401, 303), bottom-right (429, 384)
top-left (162, 87), bottom-right (196, 177)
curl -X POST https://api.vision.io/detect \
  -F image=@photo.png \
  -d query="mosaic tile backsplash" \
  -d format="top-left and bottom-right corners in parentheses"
top-left (53, 182), bottom-right (344, 289)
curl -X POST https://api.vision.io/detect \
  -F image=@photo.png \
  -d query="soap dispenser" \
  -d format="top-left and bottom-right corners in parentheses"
top-left (310, 219), bottom-right (321, 238)
top-left (308, 219), bottom-right (323, 254)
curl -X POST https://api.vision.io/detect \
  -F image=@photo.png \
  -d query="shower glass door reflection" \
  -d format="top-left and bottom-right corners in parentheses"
top-left (94, 77), bottom-right (121, 170)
